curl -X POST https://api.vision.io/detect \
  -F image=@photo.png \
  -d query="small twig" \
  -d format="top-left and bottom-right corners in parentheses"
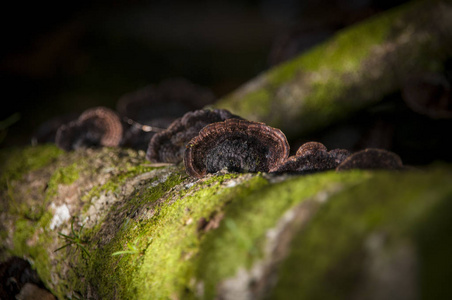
top-left (123, 117), bottom-right (165, 133)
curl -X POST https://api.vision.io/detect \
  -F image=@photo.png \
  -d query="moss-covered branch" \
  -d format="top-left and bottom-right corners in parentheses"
top-left (213, 0), bottom-right (452, 138)
top-left (1, 145), bottom-right (452, 299)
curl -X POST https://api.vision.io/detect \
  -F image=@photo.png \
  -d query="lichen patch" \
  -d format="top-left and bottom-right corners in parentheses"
top-left (49, 203), bottom-right (71, 230)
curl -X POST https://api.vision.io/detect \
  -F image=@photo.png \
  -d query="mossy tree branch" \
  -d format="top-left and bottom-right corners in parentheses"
top-left (1, 146), bottom-right (452, 299)
top-left (213, 0), bottom-right (452, 139)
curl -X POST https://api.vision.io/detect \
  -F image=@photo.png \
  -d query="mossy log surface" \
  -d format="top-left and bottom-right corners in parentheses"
top-left (213, 0), bottom-right (452, 139)
top-left (1, 146), bottom-right (452, 299)
top-left (2, 1), bottom-right (452, 299)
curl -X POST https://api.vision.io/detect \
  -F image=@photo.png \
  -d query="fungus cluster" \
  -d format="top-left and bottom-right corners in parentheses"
top-left (117, 78), bottom-right (215, 150)
top-left (33, 79), bottom-right (215, 151)
top-left (34, 82), bottom-right (405, 178)
top-left (31, 112), bottom-right (80, 145)
top-left (168, 113), bottom-right (404, 179)
top-left (146, 109), bottom-right (241, 163)
top-left (272, 142), bottom-right (350, 174)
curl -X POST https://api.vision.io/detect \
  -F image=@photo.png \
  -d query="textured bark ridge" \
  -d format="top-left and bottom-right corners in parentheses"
top-left (1, 1), bottom-right (452, 299)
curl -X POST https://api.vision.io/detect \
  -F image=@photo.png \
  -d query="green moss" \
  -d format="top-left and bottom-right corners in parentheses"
top-left (270, 167), bottom-right (452, 300)
top-left (12, 219), bottom-right (35, 256)
top-left (412, 179), bottom-right (452, 300)
top-left (12, 218), bottom-right (53, 285)
top-left (51, 163), bottom-right (80, 185)
top-left (196, 171), bottom-right (365, 299)
top-left (217, 88), bottom-right (273, 122)
top-left (0, 146), bottom-right (66, 284)
top-left (78, 172), bottom-right (259, 299)
top-left (81, 164), bottom-right (161, 209)
top-left (133, 174), bottom-right (266, 300)
top-left (0, 145), bottom-right (63, 187)
top-left (241, 89), bottom-right (272, 121)
top-left (281, 76), bottom-right (350, 135)
top-left (69, 169), bottom-right (367, 300)
top-left (76, 170), bottom-right (189, 299)
top-left (268, 3), bottom-right (406, 87)
top-left (124, 173), bottom-right (239, 299)
top-left (41, 162), bottom-right (80, 215)
top-left (1, 146), bottom-right (70, 221)
top-left (38, 211), bottom-right (54, 228)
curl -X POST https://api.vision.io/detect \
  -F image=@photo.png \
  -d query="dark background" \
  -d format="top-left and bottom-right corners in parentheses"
top-left (0, 0), bottom-right (409, 148)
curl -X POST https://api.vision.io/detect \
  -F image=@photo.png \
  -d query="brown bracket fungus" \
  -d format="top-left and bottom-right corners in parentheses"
top-left (116, 78), bottom-right (215, 125)
top-left (329, 148), bottom-right (352, 165)
top-left (117, 78), bottom-right (215, 150)
top-left (402, 72), bottom-right (452, 119)
top-left (55, 107), bottom-right (123, 151)
top-left (336, 148), bottom-right (403, 171)
top-left (272, 142), bottom-right (350, 174)
top-left (146, 109), bottom-right (242, 164)
top-left (184, 119), bottom-right (290, 178)
top-left (295, 141), bottom-right (328, 156)
top-left (31, 112), bottom-right (79, 145)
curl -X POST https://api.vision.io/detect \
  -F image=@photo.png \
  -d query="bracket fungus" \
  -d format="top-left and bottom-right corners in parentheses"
top-left (272, 142), bottom-right (350, 174)
top-left (329, 148), bottom-right (353, 165)
top-left (55, 107), bottom-right (123, 151)
top-left (184, 119), bottom-right (290, 178)
top-left (116, 78), bottom-right (215, 126)
top-left (117, 78), bottom-right (215, 150)
top-left (402, 72), bottom-right (452, 119)
top-left (295, 141), bottom-right (328, 156)
top-left (336, 148), bottom-right (403, 171)
top-left (146, 109), bottom-right (241, 164)
top-left (31, 112), bottom-right (79, 145)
